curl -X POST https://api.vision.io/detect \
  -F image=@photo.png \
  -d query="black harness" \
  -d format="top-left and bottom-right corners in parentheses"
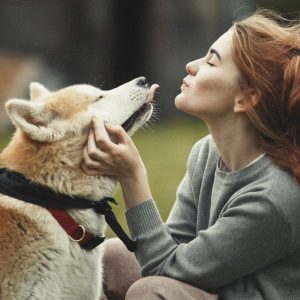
top-left (0, 168), bottom-right (137, 252)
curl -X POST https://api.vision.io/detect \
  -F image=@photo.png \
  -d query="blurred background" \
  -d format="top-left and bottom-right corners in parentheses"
top-left (0, 0), bottom-right (299, 237)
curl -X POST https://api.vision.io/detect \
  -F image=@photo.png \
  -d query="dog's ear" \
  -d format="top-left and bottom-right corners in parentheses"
top-left (29, 82), bottom-right (50, 101)
top-left (5, 99), bottom-right (63, 142)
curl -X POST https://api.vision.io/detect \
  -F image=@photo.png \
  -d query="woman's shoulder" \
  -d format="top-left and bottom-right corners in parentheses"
top-left (238, 157), bottom-right (300, 207)
top-left (187, 134), bottom-right (219, 174)
top-left (255, 162), bottom-right (300, 251)
top-left (265, 163), bottom-right (300, 202)
top-left (267, 164), bottom-right (300, 210)
top-left (189, 134), bottom-right (217, 158)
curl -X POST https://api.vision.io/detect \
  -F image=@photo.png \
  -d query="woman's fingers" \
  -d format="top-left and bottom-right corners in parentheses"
top-left (81, 161), bottom-right (102, 176)
top-left (82, 117), bottom-right (141, 179)
top-left (82, 144), bottom-right (103, 169)
top-left (92, 118), bottom-right (115, 151)
top-left (81, 129), bottom-right (107, 176)
top-left (86, 130), bottom-right (102, 159)
top-left (105, 123), bottom-right (131, 145)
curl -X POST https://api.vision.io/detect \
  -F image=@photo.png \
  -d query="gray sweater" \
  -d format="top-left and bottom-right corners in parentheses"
top-left (125, 135), bottom-right (300, 300)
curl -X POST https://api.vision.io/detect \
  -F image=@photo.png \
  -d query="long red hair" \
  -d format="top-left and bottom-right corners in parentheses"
top-left (232, 9), bottom-right (300, 181)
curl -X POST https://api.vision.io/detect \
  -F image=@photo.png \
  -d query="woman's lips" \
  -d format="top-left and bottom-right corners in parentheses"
top-left (181, 78), bottom-right (189, 89)
top-left (183, 79), bottom-right (189, 87)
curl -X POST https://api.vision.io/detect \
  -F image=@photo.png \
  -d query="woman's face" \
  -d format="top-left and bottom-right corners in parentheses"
top-left (175, 29), bottom-right (243, 122)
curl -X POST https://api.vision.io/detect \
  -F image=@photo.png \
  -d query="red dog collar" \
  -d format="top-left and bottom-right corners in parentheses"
top-left (46, 207), bottom-right (105, 249)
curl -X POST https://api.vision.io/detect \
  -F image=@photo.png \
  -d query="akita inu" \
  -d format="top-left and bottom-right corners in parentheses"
top-left (0, 77), bottom-right (159, 300)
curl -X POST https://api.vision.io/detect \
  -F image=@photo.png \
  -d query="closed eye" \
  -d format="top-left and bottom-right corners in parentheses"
top-left (206, 62), bottom-right (215, 67)
top-left (95, 95), bottom-right (103, 102)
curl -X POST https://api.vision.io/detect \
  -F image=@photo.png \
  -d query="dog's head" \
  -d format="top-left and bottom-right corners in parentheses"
top-left (1, 77), bottom-right (159, 199)
top-left (5, 77), bottom-right (159, 142)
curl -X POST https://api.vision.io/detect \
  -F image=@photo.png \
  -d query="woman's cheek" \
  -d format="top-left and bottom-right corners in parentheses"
top-left (194, 74), bottom-right (218, 95)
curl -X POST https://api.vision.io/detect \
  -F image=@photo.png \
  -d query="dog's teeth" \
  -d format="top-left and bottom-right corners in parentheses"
top-left (146, 84), bottom-right (160, 103)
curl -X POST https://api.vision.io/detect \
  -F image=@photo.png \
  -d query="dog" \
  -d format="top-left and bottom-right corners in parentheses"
top-left (0, 77), bottom-right (159, 300)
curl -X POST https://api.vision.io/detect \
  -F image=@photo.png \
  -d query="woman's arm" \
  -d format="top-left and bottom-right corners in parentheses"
top-left (125, 194), bottom-right (290, 291)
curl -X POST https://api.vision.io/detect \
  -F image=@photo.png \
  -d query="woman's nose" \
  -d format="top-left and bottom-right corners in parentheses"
top-left (186, 60), bottom-right (199, 76)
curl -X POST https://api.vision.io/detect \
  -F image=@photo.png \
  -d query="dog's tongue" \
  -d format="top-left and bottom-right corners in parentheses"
top-left (146, 84), bottom-right (160, 103)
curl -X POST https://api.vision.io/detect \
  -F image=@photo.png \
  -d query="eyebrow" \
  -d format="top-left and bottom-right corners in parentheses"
top-left (209, 48), bottom-right (222, 62)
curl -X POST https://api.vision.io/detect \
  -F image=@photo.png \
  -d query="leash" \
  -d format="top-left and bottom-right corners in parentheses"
top-left (0, 168), bottom-right (137, 252)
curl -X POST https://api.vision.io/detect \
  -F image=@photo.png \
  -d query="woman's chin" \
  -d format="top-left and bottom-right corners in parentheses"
top-left (175, 93), bottom-right (184, 110)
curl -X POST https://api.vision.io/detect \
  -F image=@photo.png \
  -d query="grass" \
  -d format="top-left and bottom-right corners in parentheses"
top-left (0, 133), bottom-right (11, 150)
top-left (0, 119), bottom-right (209, 238)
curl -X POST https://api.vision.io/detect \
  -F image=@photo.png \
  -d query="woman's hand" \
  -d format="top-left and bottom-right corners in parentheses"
top-left (81, 118), bottom-right (152, 208)
top-left (82, 118), bottom-right (145, 182)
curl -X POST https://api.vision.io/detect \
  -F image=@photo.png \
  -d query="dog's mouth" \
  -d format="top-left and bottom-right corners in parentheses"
top-left (121, 84), bottom-right (159, 132)
top-left (121, 103), bottom-right (151, 132)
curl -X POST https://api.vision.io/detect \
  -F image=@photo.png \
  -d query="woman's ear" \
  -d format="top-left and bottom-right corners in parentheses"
top-left (233, 88), bottom-right (261, 113)
top-left (233, 97), bottom-right (248, 113)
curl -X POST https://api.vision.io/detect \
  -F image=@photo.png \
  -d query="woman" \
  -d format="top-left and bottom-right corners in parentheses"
top-left (82, 9), bottom-right (300, 300)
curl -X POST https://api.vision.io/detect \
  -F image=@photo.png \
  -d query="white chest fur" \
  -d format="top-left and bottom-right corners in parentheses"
top-left (0, 197), bottom-right (106, 300)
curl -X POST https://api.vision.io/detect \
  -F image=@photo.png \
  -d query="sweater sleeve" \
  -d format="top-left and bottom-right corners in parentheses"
top-left (125, 194), bottom-right (291, 291)
top-left (165, 139), bottom-right (203, 244)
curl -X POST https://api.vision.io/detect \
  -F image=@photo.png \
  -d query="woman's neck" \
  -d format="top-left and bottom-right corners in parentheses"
top-left (207, 116), bottom-right (263, 172)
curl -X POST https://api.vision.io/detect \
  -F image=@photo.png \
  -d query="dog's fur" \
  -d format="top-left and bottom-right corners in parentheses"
top-left (0, 78), bottom-right (153, 299)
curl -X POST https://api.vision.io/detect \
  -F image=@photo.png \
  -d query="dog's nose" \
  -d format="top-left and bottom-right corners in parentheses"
top-left (136, 77), bottom-right (148, 87)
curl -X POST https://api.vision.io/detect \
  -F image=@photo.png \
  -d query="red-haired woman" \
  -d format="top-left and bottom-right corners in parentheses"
top-left (83, 9), bottom-right (300, 300)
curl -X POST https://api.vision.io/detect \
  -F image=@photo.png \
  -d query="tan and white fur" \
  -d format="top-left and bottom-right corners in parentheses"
top-left (0, 78), bottom-right (156, 300)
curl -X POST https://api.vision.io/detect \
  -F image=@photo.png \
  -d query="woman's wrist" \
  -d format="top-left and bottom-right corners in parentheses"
top-left (119, 163), bottom-right (146, 184)
top-left (119, 168), bottom-right (152, 209)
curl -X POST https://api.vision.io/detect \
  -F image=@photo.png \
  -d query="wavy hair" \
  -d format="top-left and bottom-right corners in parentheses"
top-left (232, 9), bottom-right (300, 181)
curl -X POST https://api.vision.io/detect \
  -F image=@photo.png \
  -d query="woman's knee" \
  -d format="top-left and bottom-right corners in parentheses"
top-left (125, 276), bottom-right (161, 300)
top-left (102, 237), bottom-right (126, 264)
top-left (101, 238), bottom-right (141, 300)
top-left (125, 276), bottom-right (219, 300)
top-left (102, 237), bottom-right (140, 276)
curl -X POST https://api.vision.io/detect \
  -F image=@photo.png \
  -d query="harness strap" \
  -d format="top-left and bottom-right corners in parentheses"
top-left (0, 168), bottom-right (137, 251)
top-left (104, 209), bottom-right (137, 252)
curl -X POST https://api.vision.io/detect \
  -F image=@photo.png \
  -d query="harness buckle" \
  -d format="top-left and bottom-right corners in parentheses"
top-left (68, 224), bottom-right (86, 242)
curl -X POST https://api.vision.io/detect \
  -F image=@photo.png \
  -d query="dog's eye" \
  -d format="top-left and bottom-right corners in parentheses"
top-left (95, 96), bottom-right (103, 102)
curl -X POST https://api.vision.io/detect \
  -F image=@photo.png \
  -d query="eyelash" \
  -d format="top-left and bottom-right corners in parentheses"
top-left (206, 62), bottom-right (214, 67)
